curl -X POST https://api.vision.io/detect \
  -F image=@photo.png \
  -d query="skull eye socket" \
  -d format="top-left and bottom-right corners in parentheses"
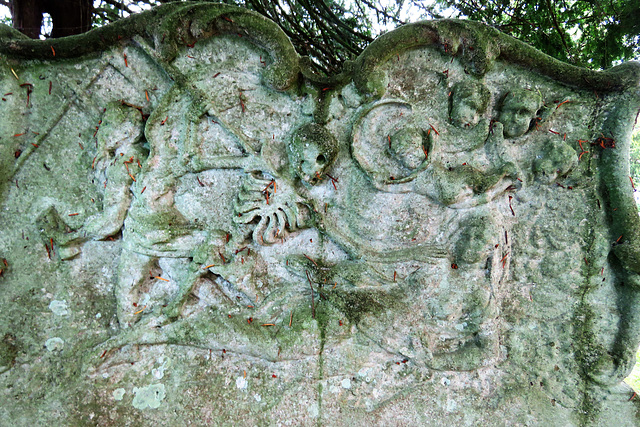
top-left (316, 154), bottom-right (326, 165)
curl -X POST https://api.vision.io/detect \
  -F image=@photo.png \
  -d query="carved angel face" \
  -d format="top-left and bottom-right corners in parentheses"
top-left (450, 81), bottom-right (490, 129)
top-left (499, 90), bottom-right (542, 138)
top-left (287, 124), bottom-right (338, 186)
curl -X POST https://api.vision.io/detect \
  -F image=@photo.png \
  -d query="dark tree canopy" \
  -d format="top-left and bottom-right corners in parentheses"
top-left (435, 0), bottom-right (640, 70)
top-left (1, 0), bottom-right (639, 73)
top-left (7, 0), bottom-right (91, 38)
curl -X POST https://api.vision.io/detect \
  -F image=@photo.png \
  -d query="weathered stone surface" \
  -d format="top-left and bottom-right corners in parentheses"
top-left (1, 3), bottom-right (640, 425)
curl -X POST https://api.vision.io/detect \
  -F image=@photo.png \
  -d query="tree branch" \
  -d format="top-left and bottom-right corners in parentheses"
top-left (359, 0), bottom-right (405, 26)
top-left (100, 0), bottom-right (134, 15)
top-left (545, 0), bottom-right (571, 56)
top-left (315, 0), bottom-right (373, 43)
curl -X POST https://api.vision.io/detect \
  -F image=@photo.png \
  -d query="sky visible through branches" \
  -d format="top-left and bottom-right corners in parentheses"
top-left (0, 1), bottom-right (445, 40)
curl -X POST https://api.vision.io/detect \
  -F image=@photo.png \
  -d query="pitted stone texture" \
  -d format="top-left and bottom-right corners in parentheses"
top-left (1, 3), bottom-right (640, 426)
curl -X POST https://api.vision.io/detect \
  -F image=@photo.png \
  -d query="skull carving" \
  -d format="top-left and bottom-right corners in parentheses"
top-left (287, 123), bottom-right (339, 185)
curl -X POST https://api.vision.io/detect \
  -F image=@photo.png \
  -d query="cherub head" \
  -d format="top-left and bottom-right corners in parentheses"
top-left (450, 80), bottom-right (490, 129)
top-left (287, 123), bottom-right (338, 186)
top-left (498, 89), bottom-right (542, 138)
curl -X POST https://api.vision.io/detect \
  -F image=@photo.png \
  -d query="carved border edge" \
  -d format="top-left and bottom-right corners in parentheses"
top-left (353, 19), bottom-right (640, 95)
top-left (0, 2), bottom-right (301, 91)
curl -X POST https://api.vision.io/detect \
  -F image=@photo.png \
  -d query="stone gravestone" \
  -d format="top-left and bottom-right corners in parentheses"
top-left (1, 3), bottom-right (640, 425)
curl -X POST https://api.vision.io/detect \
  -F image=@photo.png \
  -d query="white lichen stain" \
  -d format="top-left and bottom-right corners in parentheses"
top-left (49, 300), bottom-right (69, 316)
top-left (132, 384), bottom-right (166, 410)
top-left (113, 388), bottom-right (126, 401)
top-left (454, 322), bottom-right (467, 331)
top-left (341, 378), bottom-right (351, 389)
top-left (446, 399), bottom-right (458, 413)
top-left (364, 399), bottom-right (374, 412)
top-left (307, 403), bottom-right (319, 418)
top-left (236, 376), bottom-right (248, 390)
top-left (45, 337), bottom-right (64, 351)
top-left (152, 356), bottom-right (169, 379)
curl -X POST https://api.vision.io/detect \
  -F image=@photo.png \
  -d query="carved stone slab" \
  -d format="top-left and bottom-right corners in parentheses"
top-left (1, 3), bottom-right (640, 425)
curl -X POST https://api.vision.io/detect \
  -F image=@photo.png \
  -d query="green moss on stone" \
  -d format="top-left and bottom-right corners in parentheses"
top-left (0, 333), bottom-right (18, 370)
top-left (0, 2), bottom-right (300, 91)
top-left (599, 91), bottom-right (640, 273)
top-left (324, 287), bottom-right (397, 325)
top-left (353, 19), bottom-right (640, 97)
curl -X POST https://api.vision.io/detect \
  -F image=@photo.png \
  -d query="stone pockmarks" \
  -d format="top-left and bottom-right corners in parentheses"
top-left (2, 6), bottom-right (640, 425)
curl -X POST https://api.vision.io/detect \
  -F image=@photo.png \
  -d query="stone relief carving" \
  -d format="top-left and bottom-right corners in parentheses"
top-left (1, 3), bottom-right (640, 425)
